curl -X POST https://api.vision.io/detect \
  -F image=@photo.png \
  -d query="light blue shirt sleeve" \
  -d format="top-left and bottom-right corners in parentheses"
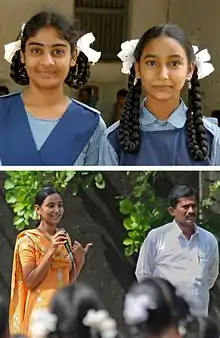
top-left (135, 230), bottom-right (157, 282)
top-left (203, 118), bottom-right (220, 165)
top-left (76, 116), bottom-right (106, 165)
top-left (207, 234), bottom-right (219, 289)
top-left (98, 122), bottom-right (119, 165)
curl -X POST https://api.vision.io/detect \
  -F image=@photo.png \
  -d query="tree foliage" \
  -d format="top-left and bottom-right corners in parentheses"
top-left (4, 171), bottom-right (105, 230)
top-left (3, 171), bottom-right (220, 256)
top-left (119, 172), bottom-right (171, 256)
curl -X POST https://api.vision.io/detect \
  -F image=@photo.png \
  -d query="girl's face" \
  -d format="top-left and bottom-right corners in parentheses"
top-left (135, 36), bottom-right (194, 102)
top-left (35, 193), bottom-right (64, 226)
top-left (21, 26), bottom-right (77, 89)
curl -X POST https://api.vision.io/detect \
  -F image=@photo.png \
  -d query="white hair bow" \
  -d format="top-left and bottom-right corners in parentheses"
top-left (77, 33), bottom-right (101, 65)
top-left (117, 39), bottom-right (139, 75)
top-left (192, 45), bottom-right (214, 80)
top-left (123, 293), bottom-right (157, 325)
top-left (29, 309), bottom-right (57, 338)
top-left (83, 309), bottom-right (117, 338)
top-left (4, 27), bottom-right (101, 65)
top-left (4, 23), bottom-right (26, 64)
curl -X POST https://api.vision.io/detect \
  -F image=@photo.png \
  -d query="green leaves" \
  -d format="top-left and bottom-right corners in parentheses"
top-left (4, 171), bottom-right (106, 230)
top-left (120, 171), bottom-right (171, 257)
top-left (119, 199), bottom-right (133, 215)
top-left (94, 173), bottom-right (105, 189)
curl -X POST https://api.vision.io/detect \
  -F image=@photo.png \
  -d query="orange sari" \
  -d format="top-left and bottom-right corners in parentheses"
top-left (9, 229), bottom-right (72, 335)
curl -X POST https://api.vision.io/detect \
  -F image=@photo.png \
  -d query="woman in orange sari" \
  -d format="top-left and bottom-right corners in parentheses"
top-left (9, 187), bottom-right (92, 336)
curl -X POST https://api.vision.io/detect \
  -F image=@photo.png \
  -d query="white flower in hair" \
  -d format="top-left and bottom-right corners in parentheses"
top-left (77, 33), bottom-right (101, 65)
top-left (4, 23), bottom-right (26, 64)
top-left (83, 309), bottom-right (117, 338)
top-left (192, 45), bottom-right (214, 80)
top-left (123, 293), bottom-right (157, 325)
top-left (29, 309), bottom-right (57, 338)
top-left (117, 39), bottom-right (139, 75)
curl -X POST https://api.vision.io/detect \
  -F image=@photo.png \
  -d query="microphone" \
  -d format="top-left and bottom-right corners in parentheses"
top-left (59, 228), bottom-right (75, 267)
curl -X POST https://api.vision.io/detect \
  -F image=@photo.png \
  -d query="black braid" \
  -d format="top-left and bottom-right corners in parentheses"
top-left (186, 66), bottom-right (209, 161)
top-left (65, 51), bottom-right (90, 89)
top-left (10, 50), bottom-right (29, 86)
top-left (119, 65), bottom-right (142, 153)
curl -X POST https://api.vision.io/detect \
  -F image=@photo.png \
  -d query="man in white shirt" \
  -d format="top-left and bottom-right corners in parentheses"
top-left (135, 185), bottom-right (219, 316)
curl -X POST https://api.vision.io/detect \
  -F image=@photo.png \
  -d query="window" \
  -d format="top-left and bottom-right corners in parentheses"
top-left (74, 0), bottom-right (130, 61)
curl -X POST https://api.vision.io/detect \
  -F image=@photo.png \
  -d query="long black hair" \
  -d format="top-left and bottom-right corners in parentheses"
top-left (10, 11), bottom-right (90, 89)
top-left (119, 24), bottom-right (209, 161)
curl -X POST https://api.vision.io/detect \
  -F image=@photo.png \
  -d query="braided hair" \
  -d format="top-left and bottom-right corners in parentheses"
top-left (10, 11), bottom-right (90, 89)
top-left (119, 24), bottom-right (209, 161)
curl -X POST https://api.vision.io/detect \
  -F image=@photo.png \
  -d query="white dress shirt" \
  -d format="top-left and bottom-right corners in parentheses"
top-left (135, 220), bottom-right (219, 316)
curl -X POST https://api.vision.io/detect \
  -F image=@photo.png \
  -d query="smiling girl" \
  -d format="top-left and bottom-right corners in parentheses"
top-left (99, 24), bottom-right (220, 166)
top-left (0, 11), bottom-right (105, 166)
top-left (9, 187), bottom-right (93, 335)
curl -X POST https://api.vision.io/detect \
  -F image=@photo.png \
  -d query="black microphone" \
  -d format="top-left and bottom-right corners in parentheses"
top-left (59, 228), bottom-right (75, 267)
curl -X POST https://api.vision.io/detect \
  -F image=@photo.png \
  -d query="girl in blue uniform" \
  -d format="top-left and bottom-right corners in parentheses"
top-left (0, 11), bottom-right (105, 166)
top-left (99, 24), bottom-right (220, 166)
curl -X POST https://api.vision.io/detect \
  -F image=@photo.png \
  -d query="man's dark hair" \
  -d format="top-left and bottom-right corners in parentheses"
top-left (168, 185), bottom-right (196, 208)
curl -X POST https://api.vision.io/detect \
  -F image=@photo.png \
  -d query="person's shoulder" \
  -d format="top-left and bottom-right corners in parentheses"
top-left (16, 229), bottom-right (37, 246)
top-left (147, 222), bottom-right (173, 238)
top-left (0, 92), bottom-right (21, 101)
top-left (197, 225), bottom-right (218, 244)
top-left (203, 117), bottom-right (220, 136)
top-left (103, 120), bottom-right (120, 138)
top-left (0, 92), bottom-right (22, 118)
top-left (71, 98), bottom-right (101, 116)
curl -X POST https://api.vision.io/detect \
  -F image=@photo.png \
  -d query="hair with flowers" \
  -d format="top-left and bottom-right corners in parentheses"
top-left (4, 11), bottom-right (101, 89)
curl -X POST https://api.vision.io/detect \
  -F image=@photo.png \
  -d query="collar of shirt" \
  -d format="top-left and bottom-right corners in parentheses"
top-left (172, 219), bottom-right (199, 238)
top-left (140, 98), bottom-right (188, 129)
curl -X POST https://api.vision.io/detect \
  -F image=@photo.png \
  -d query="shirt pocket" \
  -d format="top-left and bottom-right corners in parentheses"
top-left (195, 256), bottom-right (209, 280)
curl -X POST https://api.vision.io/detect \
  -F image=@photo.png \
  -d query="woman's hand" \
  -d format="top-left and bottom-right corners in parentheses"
top-left (72, 241), bottom-right (93, 266)
top-left (48, 230), bottom-right (68, 255)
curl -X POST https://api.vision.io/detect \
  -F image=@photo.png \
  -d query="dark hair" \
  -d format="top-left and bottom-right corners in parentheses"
top-left (49, 283), bottom-right (118, 338)
top-left (168, 185), bottom-right (196, 208)
top-left (0, 86), bottom-right (9, 95)
top-left (79, 86), bottom-right (92, 96)
top-left (34, 186), bottom-right (61, 206)
top-left (182, 316), bottom-right (220, 338)
top-left (211, 110), bottom-right (220, 118)
top-left (0, 296), bottom-right (9, 338)
top-left (10, 11), bottom-right (90, 89)
top-left (124, 277), bottom-right (190, 336)
top-left (119, 24), bottom-right (209, 161)
top-left (117, 89), bottom-right (128, 98)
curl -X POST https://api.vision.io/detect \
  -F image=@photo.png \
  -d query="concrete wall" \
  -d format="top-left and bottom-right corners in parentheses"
top-left (0, 0), bottom-right (219, 122)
